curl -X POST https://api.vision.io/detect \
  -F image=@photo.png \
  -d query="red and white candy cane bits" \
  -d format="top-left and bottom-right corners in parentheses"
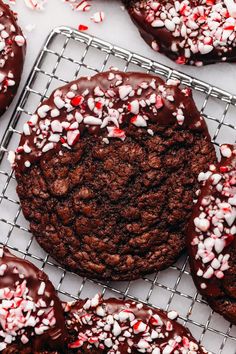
top-left (64, 294), bottom-right (209, 353)
top-left (0, 0), bottom-right (26, 116)
top-left (0, 247), bottom-right (67, 351)
top-left (125, 0), bottom-right (236, 65)
top-left (188, 144), bottom-right (236, 324)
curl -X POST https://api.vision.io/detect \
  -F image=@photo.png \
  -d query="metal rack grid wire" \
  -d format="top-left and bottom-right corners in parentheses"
top-left (0, 26), bottom-right (236, 354)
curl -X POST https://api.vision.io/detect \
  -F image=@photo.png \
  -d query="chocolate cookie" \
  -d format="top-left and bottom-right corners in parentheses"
top-left (0, 247), bottom-right (67, 352)
top-left (64, 294), bottom-right (209, 353)
top-left (187, 144), bottom-right (236, 324)
top-left (0, 0), bottom-right (26, 116)
top-left (12, 71), bottom-right (216, 280)
top-left (125, 0), bottom-right (236, 66)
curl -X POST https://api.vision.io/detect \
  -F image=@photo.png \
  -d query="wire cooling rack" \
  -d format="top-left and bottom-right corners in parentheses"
top-left (0, 26), bottom-right (236, 354)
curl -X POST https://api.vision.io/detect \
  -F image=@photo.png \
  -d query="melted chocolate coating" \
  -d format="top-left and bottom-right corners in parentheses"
top-left (0, 247), bottom-right (67, 352)
top-left (0, 0), bottom-right (26, 116)
top-left (187, 144), bottom-right (236, 324)
top-left (125, 0), bottom-right (236, 66)
top-left (14, 71), bottom-right (207, 171)
top-left (64, 296), bottom-right (209, 353)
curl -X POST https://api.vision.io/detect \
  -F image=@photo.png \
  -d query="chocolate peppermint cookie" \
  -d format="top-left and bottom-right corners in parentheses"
top-left (0, 247), bottom-right (67, 352)
top-left (125, 0), bottom-right (236, 66)
top-left (11, 71), bottom-right (216, 280)
top-left (187, 144), bottom-right (236, 324)
top-left (0, 0), bottom-right (26, 117)
top-left (64, 294), bottom-right (209, 353)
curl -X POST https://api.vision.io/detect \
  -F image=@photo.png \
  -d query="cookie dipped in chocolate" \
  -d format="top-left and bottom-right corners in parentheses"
top-left (125, 0), bottom-right (236, 66)
top-left (64, 294), bottom-right (209, 353)
top-left (0, 0), bottom-right (26, 116)
top-left (187, 144), bottom-right (236, 324)
top-left (11, 71), bottom-right (216, 281)
top-left (0, 247), bottom-right (67, 352)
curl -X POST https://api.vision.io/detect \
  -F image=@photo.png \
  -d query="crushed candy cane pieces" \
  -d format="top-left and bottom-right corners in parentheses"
top-left (190, 144), bottom-right (236, 289)
top-left (91, 11), bottom-right (105, 23)
top-left (64, 294), bottom-right (208, 353)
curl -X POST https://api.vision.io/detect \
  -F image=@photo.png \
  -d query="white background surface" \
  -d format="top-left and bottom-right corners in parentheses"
top-left (2, 0), bottom-right (236, 135)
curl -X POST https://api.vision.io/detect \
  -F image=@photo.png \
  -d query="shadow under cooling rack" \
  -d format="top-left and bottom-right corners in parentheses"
top-left (0, 26), bottom-right (236, 354)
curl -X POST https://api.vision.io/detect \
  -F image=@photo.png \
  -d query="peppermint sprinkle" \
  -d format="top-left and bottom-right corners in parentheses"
top-left (24, 0), bottom-right (47, 11)
top-left (91, 11), bottom-right (105, 23)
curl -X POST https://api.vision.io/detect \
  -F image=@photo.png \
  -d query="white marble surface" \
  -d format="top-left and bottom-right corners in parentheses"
top-left (1, 0), bottom-right (236, 137)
